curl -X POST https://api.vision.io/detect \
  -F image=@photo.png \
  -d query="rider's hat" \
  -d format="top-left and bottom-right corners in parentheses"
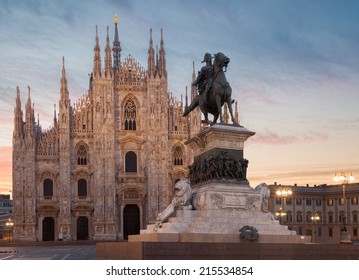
top-left (201, 53), bottom-right (212, 63)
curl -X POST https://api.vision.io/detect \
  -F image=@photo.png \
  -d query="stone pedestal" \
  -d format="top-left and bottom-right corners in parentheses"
top-left (130, 124), bottom-right (299, 243)
top-left (340, 230), bottom-right (352, 244)
top-left (186, 124), bottom-right (257, 211)
top-left (185, 124), bottom-right (255, 159)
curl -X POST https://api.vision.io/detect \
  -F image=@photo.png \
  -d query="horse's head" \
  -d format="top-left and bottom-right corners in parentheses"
top-left (214, 52), bottom-right (230, 70)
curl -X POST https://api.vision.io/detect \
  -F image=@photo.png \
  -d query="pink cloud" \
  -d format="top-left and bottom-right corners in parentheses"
top-left (0, 146), bottom-right (12, 192)
top-left (240, 88), bottom-right (282, 106)
top-left (249, 166), bottom-right (359, 187)
top-left (251, 129), bottom-right (328, 146)
top-left (302, 132), bottom-right (328, 142)
top-left (252, 129), bottom-right (297, 145)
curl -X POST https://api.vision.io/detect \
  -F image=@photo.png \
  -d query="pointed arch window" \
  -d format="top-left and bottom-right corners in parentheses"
top-left (125, 151), bottom-right (137, 172)
top-left (124, 99), bottom-right (137, 130)
top-left (43, 179), bottom-right (53, 198)
top-left (173, 146), bottom-right (183, 166)
top-left (78, 179), bottom-right (87, 197)
top-left (77, 145), bottom-right (88, 165)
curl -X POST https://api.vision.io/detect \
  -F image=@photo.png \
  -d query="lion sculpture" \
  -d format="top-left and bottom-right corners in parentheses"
top-left (153, 178), bottom-right (193, 231)
top-left (255, 183), bottom-right (270, 212)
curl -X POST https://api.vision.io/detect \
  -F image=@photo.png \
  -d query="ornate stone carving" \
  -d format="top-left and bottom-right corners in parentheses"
top-left (193, 135), bottom-right (206, 151)
top-left (247, 195), bottom-right (260, 210)
top-left (124, 190), bottom-right (140, 199)
top-left (189, 151), bottom-right (249, 185)
top-left (210, 193), bottom-right (224, 208)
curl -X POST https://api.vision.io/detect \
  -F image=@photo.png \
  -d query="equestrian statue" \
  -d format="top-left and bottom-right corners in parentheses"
top-left (183, 52), bottom-right (238, 125)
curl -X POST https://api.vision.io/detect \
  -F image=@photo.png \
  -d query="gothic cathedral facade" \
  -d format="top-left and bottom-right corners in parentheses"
top-left (12, 18), bottom-right (201, 241)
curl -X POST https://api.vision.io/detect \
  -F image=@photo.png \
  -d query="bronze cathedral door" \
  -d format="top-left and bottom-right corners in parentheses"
top-left (123, 204), bottom-right (140, 239)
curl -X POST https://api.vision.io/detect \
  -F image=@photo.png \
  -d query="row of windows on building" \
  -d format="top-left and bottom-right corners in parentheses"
top-left (280, 210), bottom-right (359, 224)
top-left (276, 197), bottom-right (359, 206)
top-left (76, 145), bottom-right (184, 167)
top-left (294, 226), bottom-right (359, 238)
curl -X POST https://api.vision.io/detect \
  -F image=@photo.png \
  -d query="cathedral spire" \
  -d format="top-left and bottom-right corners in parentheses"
top-left (59, 57), bottom-right (71, 127)
top-left (54, 103), bottom-right (57, 125)
top-left (185, 86), bottom-right (188, 109)
top-left (105, 25), bottom-right (112, 77)
top-left (60, 56), bottom-right (69, 101)
top-left (155, 45), bottom-right (159, 76)
top-left (147, 28), bottom-right (155, 77)
top-left (112, 15), bottom-right (122, 68)
top-left (25, 85), bottom-right (32, 118)
top-left (26, 85), bottom-right (31, 107)
top-left (15, 85), bottom-right (21, 111)
top-left (25, 85), bottom-right (35, 137)
top-left (14, 86), bottom-right (24, 138)
top-left (158, 28), bottom-right (166, 78)
top-left (235, 100), bottom-right (240, 125)
top-left (93, 25), bottom-right (101, 77)
top-left (191, 61), bottom-right (197, 101)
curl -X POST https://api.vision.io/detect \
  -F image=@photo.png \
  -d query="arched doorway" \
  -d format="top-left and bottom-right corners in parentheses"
top-left (77, 216), bottom-right (89, 240)
top-left (42, 217), bottom-right (55, 241)
top-left (123, 204), bottom-right (140, 239)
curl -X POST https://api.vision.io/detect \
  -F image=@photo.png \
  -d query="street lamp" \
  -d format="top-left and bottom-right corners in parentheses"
top-left (275, 187), bottom-right (292, 224)
top-left (311, 213), bottom-right (320, 243)
top-left (333, 172), bottom-right (355, 243)
top-left (276, 188), bottom-right (293, 197)
top-left (275, 207), bottom-right (286, 223)
top-left (5, 218), bottom-right (14, 243)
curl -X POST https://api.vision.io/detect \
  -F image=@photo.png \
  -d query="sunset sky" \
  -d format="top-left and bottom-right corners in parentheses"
top-left (1, 0), bottom-right (358, 194)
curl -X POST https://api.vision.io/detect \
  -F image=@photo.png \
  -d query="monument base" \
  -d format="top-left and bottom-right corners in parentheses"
top-left (340, 231), bottom-right (352, 244)
top-left (129, 232), bottom-right (308, 244)
top-left (130, 124), bottom-right (301, 244)
top-left (130, 205), bottom-right (301, 243)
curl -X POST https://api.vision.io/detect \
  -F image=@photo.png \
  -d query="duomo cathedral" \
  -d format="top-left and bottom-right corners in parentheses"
top-left (12, 17), bottom-right (205, 241)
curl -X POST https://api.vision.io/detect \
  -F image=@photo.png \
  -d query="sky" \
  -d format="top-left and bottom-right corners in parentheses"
top-left (0, 0), bottom-right (359, 194)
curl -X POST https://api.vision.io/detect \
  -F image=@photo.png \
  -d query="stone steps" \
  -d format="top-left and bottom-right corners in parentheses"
top-left (144, 209), bottom-right (295, 236)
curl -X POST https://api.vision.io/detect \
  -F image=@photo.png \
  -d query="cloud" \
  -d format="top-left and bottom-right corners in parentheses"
top-left (327, 117), bottom-right (359, 131)
top-left (240, 88), bottom-right (282, 107)
top-left (0, 0), bottom-right (358, 193)
top-left (249, 165), bottom-right (359, 187)
top-left (0, 146), bottom-right (12, 192)
top-left (251, 128), bottom-right (328, 146)
top-left (252, 129), bottom-right (297, 145)
top-left (301, 132), bottom-right (329, 143)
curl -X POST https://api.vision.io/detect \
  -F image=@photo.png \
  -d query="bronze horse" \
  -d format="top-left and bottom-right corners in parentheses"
top-left (183, 52), bottom-right (237, 125)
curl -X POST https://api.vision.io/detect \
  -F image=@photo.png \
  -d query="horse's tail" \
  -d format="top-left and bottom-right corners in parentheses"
top-left (183, 95), bottom-right (200, 117)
